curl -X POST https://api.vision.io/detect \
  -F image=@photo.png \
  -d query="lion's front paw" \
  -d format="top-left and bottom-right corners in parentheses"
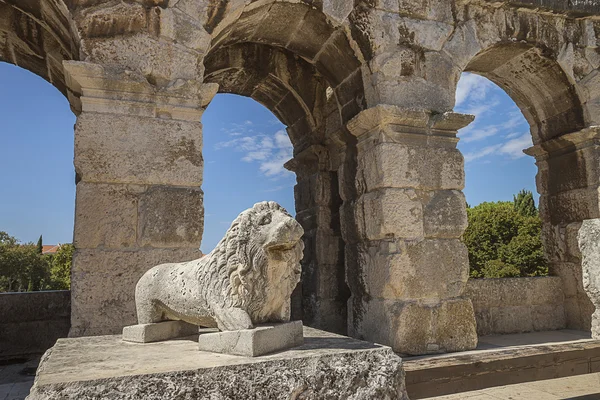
top-left (215, 307), bottom-right (254, 331)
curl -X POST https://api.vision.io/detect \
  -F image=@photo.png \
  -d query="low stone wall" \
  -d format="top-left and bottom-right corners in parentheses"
top-left (464, 277), bottom-right (566, 336)
top-left (0, 290), bottom-right (71, 359)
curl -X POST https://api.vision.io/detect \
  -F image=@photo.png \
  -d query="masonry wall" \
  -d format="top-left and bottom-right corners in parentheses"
top-left (464, 277), bottom-right (566, 336)
top-left (0, 291), bottom-right (70, 359)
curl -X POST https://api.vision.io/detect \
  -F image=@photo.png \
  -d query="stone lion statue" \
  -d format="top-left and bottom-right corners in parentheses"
top-left (135, 201), bottom-right (304, 331)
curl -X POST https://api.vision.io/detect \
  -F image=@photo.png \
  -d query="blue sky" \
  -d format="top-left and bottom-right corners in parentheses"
top-left (0, 62), bottom-right (538, 251)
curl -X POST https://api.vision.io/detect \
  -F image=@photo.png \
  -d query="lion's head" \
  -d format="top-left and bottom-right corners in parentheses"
top-left (220, 201), bottom-right (304, 324)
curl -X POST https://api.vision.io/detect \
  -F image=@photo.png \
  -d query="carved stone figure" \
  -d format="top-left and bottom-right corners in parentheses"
top-left (134, 201), bottom-right (304, 331)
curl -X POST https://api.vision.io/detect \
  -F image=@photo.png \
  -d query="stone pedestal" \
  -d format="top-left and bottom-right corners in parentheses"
top-left (197, 321), bottom-right (304, 356)
top-left (122, 321), bottom-right (199, 343)
top-left (26, 327), bottom-right (408, 400)
top-left (345, 105), bottom-right (478, 355)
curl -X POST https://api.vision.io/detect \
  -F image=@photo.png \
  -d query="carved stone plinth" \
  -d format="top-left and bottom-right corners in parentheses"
top-left (27, 327), bottom-right (408, 400)
top-left (197, 321), bottom-right (303, 357)
top-left (122, 321), bottom-right (198, 343)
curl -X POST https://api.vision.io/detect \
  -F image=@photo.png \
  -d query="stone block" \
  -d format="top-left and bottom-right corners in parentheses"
top-left (356, 188), bottom-right (424, 240)
top-left (27, 327), bottom-right (408, 400)
top-left (302, 297), bottom-right (347, 335)
top-left (532, 303), bottom-right (567, 331)
top-left (75, 112), bottom-right (203, 186)
top-left (357, 142), bottom-right (464, 192)
top-left (541, 188), bottom-right (600, 226)
top-left (122, 321), bottom-right (199, 343)
top-left (74, 182), bottom-right (141, 249)
top-left (350, 297), bottom-right (477, 355)
top-left (138, 186), bottom-right (204, 248)
top-left (197, 322), bottom-right (304, 357)
top-left (359, 239), bottom-right (469, 300)
top-left (491, 306), bottom-right (534, 334)
top-left (70, 248), bottom-right (201, 337)
top-left (314, 232), bottom-right (343, 266)
top-left (578, 219), bottom-right (600, 336)
top-left (423, 190), bottom-right (468, 238)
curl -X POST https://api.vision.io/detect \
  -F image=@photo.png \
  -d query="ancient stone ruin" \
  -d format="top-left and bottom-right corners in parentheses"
top-left (3, 0), bottom-right (600, 360)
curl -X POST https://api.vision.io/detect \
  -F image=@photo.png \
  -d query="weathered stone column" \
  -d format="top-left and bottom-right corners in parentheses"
top-left (345, 105), bottom-right (478, 355)
top-left (285, 145), bottom-right (349, 334)
top-left (64, 61), bottom-right (216, 336)
top-left (525, 127), bottom-right (600, 331)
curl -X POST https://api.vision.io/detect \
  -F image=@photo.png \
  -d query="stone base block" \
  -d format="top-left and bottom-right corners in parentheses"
top-left (350, 297), bottom-right (478, 355)
top-left (122, 321), bottom-right (198, 343)
top-left (27, 327), bottom-right (408, 400)
top-left (197, 321), bottom-right (303, 356)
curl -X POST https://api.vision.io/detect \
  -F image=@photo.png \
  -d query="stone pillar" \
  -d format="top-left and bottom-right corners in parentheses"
top-left (64, 61), bottom-right (216, 336)
top-left (285, 145), bottom-right (349, 334)
top-left (525, 127), bottom-right (600, 331)
top-left (345, 105), bottom-right (478, 355)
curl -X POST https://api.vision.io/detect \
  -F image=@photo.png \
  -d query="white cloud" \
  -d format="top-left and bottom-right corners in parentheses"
top-left (464, 144), bottom-right (501, 163)
top-left (461, 126), bottom-right (499, 143)
top-left (455, 73), bottom-right (495, 108)
top-left (498, 133), bottom-right (532, 159)
top-left (215, 129), bottom-right (293, 178)
top-left (464, 133), bottom-right (532, 163)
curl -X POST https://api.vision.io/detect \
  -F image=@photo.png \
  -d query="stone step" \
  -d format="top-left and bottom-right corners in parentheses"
top-left (403, 330), bottom-right (600, 399)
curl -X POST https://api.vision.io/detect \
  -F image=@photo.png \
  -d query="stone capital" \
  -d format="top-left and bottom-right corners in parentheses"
top-left (64, 61), bottom-right (217, 121)
top-left (524, 126), bottom-right (600, 160)
top-left (346, 105), bottom-right (474, 148)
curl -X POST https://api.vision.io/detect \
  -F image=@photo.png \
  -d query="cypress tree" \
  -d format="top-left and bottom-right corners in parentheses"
top-left (36, 235), bottom-right (43, 254)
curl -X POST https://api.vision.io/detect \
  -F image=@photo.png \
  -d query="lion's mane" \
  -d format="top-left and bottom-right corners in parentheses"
top-left (196, 201), bottom-right (295, 321)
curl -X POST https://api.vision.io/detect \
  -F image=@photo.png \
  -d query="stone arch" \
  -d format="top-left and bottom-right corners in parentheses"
top-left (200, 1), bottom-right (365, 333)
top-left (203, 43), bottom-right (328, 151)
top-left (203, 0), bottom-right (367, 128)
top-left (443, 7), bottom-right (598, 331)
top-left (464, 43), bottom-right (585, 144)
top-left (0, 0), bottom-right (78, 100)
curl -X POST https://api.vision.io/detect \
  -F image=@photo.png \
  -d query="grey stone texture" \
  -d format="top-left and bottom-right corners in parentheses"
top-left (578, 219), bottom-right (600, 338)
top-left (26, 327), bottom-right (408, 400)
top-left (6, 0), bottom-right (600, 356)
top-left (0, 291), bottom-right (70, 359)
top-left (197, 321), bottom-right (304, 357)
top-left (122, 321), bottom-right (198, 343)
top-left (464, 277), bottom-right (567, 336)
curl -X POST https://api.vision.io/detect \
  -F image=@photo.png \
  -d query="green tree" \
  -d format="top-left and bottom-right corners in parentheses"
top-left (0, 231), bottom-right (53, 292)
top-left (464, 193), bottom-right (548, 279)
top-left (513, 189), bottom-right (537, 217)
top-left (36, 235), bottom-right (43, 254)
top-left (49, 243), bottom-right (73, 290)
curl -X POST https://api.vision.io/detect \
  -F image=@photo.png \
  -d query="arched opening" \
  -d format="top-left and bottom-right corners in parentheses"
top-left (458, 43), bottom-right (593, 334)
top-left (0, 0), bottom-right (77, 361)
top-left (201, 2), bottom-right (364, 334)
top-left (0, 62), bottom-right (74, 363)
top-left (200, 93), bottom-right (296, 254)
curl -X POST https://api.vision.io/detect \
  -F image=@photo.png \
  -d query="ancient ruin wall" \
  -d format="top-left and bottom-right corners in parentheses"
top-left (465, 277), bottom-right (567, 336)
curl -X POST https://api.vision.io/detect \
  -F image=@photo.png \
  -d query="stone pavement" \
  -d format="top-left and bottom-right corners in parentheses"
top-left (0, 356), bottom-right (38, 400)
top-left (429, 373), bottom-right (600, 399)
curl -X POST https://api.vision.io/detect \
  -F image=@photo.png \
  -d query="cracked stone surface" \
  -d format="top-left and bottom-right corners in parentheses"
top-left (26, 327), bottom-right (408, 400)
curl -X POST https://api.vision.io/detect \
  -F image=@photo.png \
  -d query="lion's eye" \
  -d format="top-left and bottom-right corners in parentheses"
top-left (258, 215), bottom-right (271, 225)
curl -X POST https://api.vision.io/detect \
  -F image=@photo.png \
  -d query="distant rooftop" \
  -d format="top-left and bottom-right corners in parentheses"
top-left (41, 245), bottom-right (59, 255)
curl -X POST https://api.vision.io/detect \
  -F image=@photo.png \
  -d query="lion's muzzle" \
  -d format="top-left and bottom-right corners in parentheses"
top-left (264, 217), bottom-right (304, 251)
